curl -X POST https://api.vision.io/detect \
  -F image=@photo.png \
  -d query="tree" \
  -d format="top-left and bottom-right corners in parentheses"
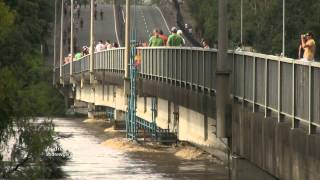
top-left (0, 0), bottom-right (68, 178)
top-left (186, 0), bottom-right (320, 59)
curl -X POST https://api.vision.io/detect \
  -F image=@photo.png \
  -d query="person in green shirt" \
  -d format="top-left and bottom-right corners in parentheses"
top-left (149, 29), bottom-right (164, 47)
top-left (74, 51), bottom-right (82, 60)
top-left (167, 27), bottom-right (183, 47)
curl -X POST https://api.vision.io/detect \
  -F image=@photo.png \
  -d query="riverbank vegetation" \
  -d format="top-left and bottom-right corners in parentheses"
top-left (0, 0), bottom-right (67, 178)
top-left (185, 0), bottom-right (320, 59)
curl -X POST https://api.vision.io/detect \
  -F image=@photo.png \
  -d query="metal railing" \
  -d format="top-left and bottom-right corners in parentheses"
top-left (139, 47), bottom-right (220, 91)
top-left (58, 47), bottom-right (320, 133)
top-left (232, 51), bottom-right (320, 133)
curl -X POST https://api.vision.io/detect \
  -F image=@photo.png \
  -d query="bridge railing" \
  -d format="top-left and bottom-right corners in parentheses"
top-left (93, 48), bottom-right (125, 73)
top-left (58, 47), bottom-right (320, 133)
top-left (138, 47), bottom-right (221, 92)
top-left (72, 55), bottom-right (90, 74)
top-left (232, 51), bottom-right (320, 133)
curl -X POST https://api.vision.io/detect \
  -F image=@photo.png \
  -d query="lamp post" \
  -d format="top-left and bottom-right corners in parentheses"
top-left (124, 0), bottom-right (131, 95)
top-left (59, 0), bottom-right (64, 84)
top-left (70, 0), bottom-right (74, 79)
top-left (90, 0), bottom-right (95, 83)
top-left (53, 0), bottom-right (57, 85)
top-left (240, 0), bottom-right (243, 46)
top-left (216, 0), bottom-right (230, 138)
top-left (282, 0), bottom-right (285, 56)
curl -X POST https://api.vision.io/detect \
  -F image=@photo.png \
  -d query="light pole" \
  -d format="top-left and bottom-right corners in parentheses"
top-left (282, 0), bottom-right (285, 56)
top-left (216, 0), bottom-right (230, 138)
top-left (90, 0), bottom-right (95, 83)
top-left (70, 0), bottom-right (74, 79)
top-left (240, 0), bottom-right (243, 46)
top-left (59, 0), bottom-right (64, 84)
top-left (124, 0), bottom-right (130, 94)
top-left (53, 0), bottom-right (57, 85)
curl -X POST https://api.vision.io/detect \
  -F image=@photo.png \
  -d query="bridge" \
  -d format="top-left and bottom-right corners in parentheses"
top-left (53, 1), bottom-right (320, 180)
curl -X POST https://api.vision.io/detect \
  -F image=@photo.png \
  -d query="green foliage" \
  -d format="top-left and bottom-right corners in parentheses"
top-left (186, 0), bottom-right (320, 58)
top-left (0, 0), bottom-right (14, 37)
top-left (0, 0), bottom-right (67, 178)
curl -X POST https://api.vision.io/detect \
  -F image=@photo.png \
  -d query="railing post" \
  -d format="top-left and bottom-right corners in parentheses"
top-left (202, 50), bottom-right (205, 89)
top-left (242, 55), bottom-right (245, 104)
top-left (308, 65), bottom-right (314, 134)
top-left (264, 58), bottom-right (268, 118)
top-left (253, 56), bottom-right (256, 112)
top-left (277, 60), bottom-right (281, 123)
top-left (190, 50), bottom-right (193, 86)
top-left (292, 62), bottom-right (296, 128)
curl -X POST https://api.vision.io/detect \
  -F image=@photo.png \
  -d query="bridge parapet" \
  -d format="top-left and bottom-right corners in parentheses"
top-left (57, 47), bottom-right (320, 133)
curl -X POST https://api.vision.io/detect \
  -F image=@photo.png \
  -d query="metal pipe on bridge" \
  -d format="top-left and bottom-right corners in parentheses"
top-left (216, 0), bottom-right (230, 138)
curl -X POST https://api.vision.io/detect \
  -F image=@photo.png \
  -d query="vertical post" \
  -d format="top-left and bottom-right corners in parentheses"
top-left (59, 0), bottom-right (64, 84)
top-left (282, 0), bottom-right (285, 56)
top-left (292, 62), bottom-right (296, 128)
top-left (70, 0), bottom-right (74, 80)
top-left (252, 56), bottom-right (256, 112)
top-left (124, 0), bottom-right (131, 94)
top-left (240, 0), bottom-right (243, 46)
top-left (53, 0), bottom-right (57, 85)
top-left (216, 0), bottom-right (230, 138)
top-left (308, 65), bottom-right (313, 134)
top-left (278, 61), bottom-right (281, 123)
top-left (264, 59), bottom-right (268, 118)
top-left (90, 0), bottom-right (95, 83)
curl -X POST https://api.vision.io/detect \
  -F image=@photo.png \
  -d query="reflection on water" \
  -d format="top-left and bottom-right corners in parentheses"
top-left (54, 118), bottom-right (227, 180)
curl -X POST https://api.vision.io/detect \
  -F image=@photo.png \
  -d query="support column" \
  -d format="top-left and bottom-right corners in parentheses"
top-left (114, 110), bottom-right (126, 129)
top-left (88, 103), bottom-right (95, 119)
top-left (216, 0), bottom-right (230, 138)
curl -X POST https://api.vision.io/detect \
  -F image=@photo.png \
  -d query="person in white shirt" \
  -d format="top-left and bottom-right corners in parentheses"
top-left (105, 40), bottom-right (113, 49)
top-left (95, 40), bottom-right (105, 52)
top-left (177, 30), bottom-right (186, 46)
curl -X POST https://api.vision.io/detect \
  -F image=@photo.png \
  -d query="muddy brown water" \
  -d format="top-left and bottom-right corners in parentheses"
top-left (54, 118), bottom-right (227, 179)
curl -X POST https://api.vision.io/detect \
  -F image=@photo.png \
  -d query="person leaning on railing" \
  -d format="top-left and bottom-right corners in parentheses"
top-left (300, 32), bottom-right (316, 61)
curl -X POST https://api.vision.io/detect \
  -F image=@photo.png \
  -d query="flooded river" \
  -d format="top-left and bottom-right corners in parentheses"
top-left (54, 118), bottom-right (227, 179)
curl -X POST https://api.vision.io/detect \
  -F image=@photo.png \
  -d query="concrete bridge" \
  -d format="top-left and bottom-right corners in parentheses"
top-left (52, 1), bottom-right (320, 180)
top-left (55, 47), bottom-right (320, 180)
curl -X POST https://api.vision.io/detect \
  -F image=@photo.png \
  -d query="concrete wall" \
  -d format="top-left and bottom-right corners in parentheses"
top-left (232, 103), bottom-right (320, 180)
top-left (75, 82), bottom-right (226, 155)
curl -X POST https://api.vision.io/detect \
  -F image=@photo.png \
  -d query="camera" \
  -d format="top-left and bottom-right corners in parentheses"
top-left (301, 34), bottom-right (308, 40)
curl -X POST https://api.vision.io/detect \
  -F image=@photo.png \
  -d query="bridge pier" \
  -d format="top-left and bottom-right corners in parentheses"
top-left (114, 110), bottom-right (126, 129)
top-left (88, 103), bottom-right (95, 119)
